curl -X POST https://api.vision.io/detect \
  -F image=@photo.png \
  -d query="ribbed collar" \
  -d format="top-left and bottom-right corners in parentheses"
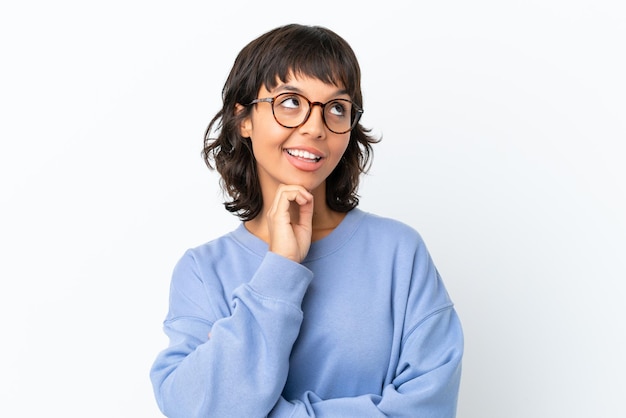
top-left (229, 208), bottom-right (367, 261)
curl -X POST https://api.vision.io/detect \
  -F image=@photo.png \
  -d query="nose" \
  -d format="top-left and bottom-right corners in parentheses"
top-left (299, 103), bottom-right (327, 139)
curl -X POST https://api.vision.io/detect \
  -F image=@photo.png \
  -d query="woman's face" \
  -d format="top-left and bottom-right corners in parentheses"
top-left (240, 74), bottom-right (352, 202)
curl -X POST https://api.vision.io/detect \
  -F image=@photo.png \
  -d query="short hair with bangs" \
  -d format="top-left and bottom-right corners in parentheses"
top-left (202, 24), bottom-right (380, 221)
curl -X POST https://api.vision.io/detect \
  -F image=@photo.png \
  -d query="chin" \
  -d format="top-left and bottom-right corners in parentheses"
top-left (290, 177), bottom-right (326, 193)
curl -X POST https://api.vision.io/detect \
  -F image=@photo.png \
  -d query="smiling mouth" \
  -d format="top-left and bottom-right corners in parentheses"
top-left (285, 149), bottom-right (322, 162)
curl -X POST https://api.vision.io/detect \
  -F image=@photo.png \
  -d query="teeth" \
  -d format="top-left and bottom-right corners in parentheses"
top-left (287, 149), bottom-right (321, 161)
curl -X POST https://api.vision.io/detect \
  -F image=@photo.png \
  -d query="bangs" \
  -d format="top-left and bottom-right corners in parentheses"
top-left (262, 47), bottom-right (356, 94)
top-left (252, 25), bottom-right (361, 102)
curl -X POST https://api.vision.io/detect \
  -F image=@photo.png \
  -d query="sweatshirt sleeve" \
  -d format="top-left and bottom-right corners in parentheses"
top-left (150, 250), bottom-right (313, 418)
top-left (269, 307), bottom-right (463, 417)
top-left (267, 232), bottom-right (464, 418)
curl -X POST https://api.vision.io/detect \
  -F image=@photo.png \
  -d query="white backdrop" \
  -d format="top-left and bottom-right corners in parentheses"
top-left (1, 1), bottom-right (624, 417)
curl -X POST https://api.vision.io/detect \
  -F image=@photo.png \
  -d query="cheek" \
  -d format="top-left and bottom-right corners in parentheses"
top-left (327, 138), bottom-right (351, 169)
top-left (335, 138), bottom-right (351, 159)
top-left (249, 117), bottom-right (290, 147)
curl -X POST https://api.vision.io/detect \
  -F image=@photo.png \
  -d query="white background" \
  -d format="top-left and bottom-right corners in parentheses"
top-left (1, 1), bottom-right (624, 417)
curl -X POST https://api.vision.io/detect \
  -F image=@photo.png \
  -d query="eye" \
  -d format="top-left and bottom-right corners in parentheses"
top-left (328, 100), bottom-right (348, 117)
top-left (277, 94), bottom-right (302, 109)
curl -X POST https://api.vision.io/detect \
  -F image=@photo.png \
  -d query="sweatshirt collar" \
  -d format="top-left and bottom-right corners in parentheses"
top-left (230, 208), bottom-right (367, 261)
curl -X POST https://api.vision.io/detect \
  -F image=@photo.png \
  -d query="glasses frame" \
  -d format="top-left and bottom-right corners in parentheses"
top-left (247, 92), bottom-right (364, 134)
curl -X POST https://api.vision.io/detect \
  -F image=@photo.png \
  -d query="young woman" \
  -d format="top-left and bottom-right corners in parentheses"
top-left (150, 24), bottom-right (463, 418)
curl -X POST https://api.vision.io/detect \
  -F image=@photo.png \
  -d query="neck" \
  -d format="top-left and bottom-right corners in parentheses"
top-left (245, 184), bottom-right (346, 243)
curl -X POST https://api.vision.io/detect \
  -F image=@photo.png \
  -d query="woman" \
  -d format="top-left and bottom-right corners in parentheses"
top-left (150, 23), bottom-right (463, 417)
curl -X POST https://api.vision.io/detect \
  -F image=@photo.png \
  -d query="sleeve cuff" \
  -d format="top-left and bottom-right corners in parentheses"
top-left (247, 251), bottom-right (313, 307)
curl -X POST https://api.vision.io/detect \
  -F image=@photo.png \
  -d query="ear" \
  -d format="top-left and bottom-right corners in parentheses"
top-left (235, 104), bottom-right (252, 138)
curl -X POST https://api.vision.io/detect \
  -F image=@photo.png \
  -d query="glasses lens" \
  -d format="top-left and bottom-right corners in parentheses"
top-left (324, 99), bottom-right (353, 134)
top-left (272, 93), bottom-right (310, 128)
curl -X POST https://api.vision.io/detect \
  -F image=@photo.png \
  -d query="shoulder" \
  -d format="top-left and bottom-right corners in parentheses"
top-left (354, 210), bottom-right (453, 312)
top-left (357, 210), bottom-right (426, 248)
top-left (178, 234), bottom-right (234, 266)
top-left (172, 226), bottom-right (259, 280)
top-left (167, 226), bottom-right (264, 312)
top-left (181, 224), bottom-right (262, 264)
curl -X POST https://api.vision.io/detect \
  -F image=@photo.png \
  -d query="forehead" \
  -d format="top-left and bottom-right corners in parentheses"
top-left (263, 72), bottom-right (346, 95)
top-left (264, 68), bottom-right (345, 89)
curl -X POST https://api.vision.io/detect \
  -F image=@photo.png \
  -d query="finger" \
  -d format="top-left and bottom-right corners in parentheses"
top-left (297, 194), bottom-right (314, 227)
top-left (270, 185), bottom-right (312, 215)
top-left (276, 183), bottom-right (313, 200)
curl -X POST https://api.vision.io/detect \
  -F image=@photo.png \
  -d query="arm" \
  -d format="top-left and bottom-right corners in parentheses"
top-left (150, 251), bottom-right (313, 418)
top-left (268, 227), bottom-right (464, 418)
top-left (151, 185), bottom-right (313, 418)
top-left (150, 185), bottom-right (315, 418)
top-left (269, 307), bottom-right (463, 418)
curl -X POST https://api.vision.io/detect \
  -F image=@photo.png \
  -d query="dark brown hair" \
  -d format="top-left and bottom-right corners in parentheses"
top-left (202, 24), bottom-right (380, 221)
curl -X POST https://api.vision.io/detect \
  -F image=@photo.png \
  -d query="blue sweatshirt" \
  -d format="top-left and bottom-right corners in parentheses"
top-left (150, 209), bottom-right (463, 417)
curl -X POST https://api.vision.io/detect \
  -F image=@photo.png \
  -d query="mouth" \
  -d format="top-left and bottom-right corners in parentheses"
top-left (285, 148), bottom-right (323, 163)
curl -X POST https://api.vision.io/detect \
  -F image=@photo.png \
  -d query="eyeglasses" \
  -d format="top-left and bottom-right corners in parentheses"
top-left (247, 92), bottom-right (363, 134)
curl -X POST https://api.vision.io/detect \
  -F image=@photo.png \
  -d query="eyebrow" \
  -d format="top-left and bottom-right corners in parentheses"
top-left (274, 84), bottom-right (350, 98)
